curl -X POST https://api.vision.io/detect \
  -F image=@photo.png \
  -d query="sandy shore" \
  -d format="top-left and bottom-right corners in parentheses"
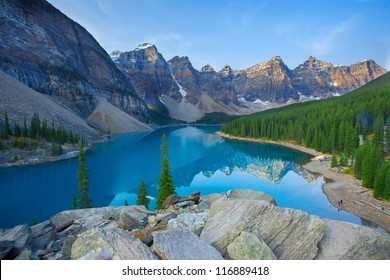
top-left (218, 132), bottom-right (390, 233)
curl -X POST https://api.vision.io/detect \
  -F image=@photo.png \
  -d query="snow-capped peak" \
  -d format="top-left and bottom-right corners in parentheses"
top-left (135, 43), bottom-right (154, 51)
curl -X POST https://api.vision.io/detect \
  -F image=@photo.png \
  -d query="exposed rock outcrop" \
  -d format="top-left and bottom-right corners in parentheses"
top-left (152, 230), bottom-right (223, 260)
top-left (226, 231), bottom-right (276, 260)
top-left (71, 228), bottom-right (157, 260)
top-left (1, 190), bottom-right (389, 260)
top-left (0, 0), bottom-right (149, 126)
top-left (200, 199), bottom-right (325, 260)
top-left (316, 220), bottom-right (390, 260)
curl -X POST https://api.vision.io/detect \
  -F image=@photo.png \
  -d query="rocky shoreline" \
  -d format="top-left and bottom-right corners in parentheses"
top-left (1, 189), bottom-right (389, 260)
top-left (217, 132), bottom-right (390, 233)
top-left (0, 141), bottom-right (100, 168)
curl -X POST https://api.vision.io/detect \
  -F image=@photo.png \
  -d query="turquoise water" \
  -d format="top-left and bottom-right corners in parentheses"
top-left (0, 125), bottom-right (362, 228)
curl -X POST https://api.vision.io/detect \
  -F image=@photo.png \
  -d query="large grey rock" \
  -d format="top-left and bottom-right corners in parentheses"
top-left (163, 195), bottom-right (181, 209)
top-left (201, 189), bottom-right (276, 208)
top-left (200, 199), bottom-right (324, 260)
top-left (0, 240), bottom-right (14, 259)
top-left (31, 221), bottom-right (54, 251)
top-left (79, 247), bottom-right (113, 260)
top-left (227, 232), bottom-right (276, 260)
top-left (118, 211), bottom-right (147, 230)
top-left (128, 205), bottom-right (155, 216)
top-left (224, 189), bottom-right (276, 205)
top-left (14, 248), bottom-right (32, 260)
top-left (150, 212), bottom-right (177, 227)
top-left (0, 224), bottom-right (32, 259)
top-left (152, 230), bottom-right (223, 260)
top-left (178, 192), bottom-right (201, 204)
top-left (50, 211), bottom-right (83, 232)
top-left (316, 220), bottom-right (390, 260)
top-left (201, 194), bottom-right (223, 207)
top-left (132, 224), bottom-right (167, 246)
top-left (71, 228), bottom-right (157, 260)
top-left (167, 211), bottom-right (209, 236)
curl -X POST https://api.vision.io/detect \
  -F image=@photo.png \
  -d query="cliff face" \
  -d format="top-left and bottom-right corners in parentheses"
top-left (0, 0), bottom-right (149, 121)
top-left (222, 56), bottom-right (386, 103)
top-left (291, 56), bottom-right (386, 98)
top-left (112, 44), bottom-right (181, 112)
top-left (227, 56), bottom-right (297, 103)
top-left (113, 46), bottom-right (239, 121)
top-left (113, 42), bottom-right (386, 120)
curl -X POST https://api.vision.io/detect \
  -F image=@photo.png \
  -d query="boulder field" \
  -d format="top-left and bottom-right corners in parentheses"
top-left (1, 189), bottom-right (389, 260)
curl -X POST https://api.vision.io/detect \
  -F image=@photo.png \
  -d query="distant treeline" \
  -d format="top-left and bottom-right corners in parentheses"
top-left (222, 72), bottom-right (390, 200)
top-left (0, 111), bottom-right (82, 155)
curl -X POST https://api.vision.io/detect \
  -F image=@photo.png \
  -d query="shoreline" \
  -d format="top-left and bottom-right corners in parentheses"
top-left (218, 131), bottom-right (390, 233)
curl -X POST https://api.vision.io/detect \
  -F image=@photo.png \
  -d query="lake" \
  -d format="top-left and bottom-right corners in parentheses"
top-left (0, 125), bottom-right (363, 228)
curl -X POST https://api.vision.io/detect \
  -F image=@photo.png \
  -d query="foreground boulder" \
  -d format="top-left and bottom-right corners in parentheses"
top-left (0, 224), bottom-right (32, 259)
top-left (202, 189), bottom-right (276, 207)
top-left (31, 221), bottom-right (55, 251)
top-left (152, 230), bottom-right (223, 260)
top-left (1, 189), bottom-right (390, 260)
top-left (167, 211), bottom-right (209, 236)
top-left (316, 220), bottom-right (390, 260)
top-left (71, 228), bottom-right (157, 260)
top-left (227, 232), bottom-right (276, 260)
top-left (201, 199), bottom-right (324, 260)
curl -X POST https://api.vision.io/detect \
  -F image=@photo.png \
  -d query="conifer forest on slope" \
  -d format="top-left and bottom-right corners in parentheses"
top-left (222, 72), bottom-right (390, 200)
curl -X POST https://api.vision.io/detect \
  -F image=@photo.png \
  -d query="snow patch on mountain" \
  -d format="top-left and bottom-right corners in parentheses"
top-left (169, 67), bottom-right (187, 97)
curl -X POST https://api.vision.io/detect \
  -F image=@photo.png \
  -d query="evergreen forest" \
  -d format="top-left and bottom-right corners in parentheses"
top-left (0, 111), bottom-right (81, 156)
top-left (222, 72), bottom-right (390, 200)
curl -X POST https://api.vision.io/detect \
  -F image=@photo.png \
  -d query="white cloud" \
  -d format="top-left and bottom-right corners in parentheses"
top-left (276, 18), bottom-right (357, 56)
top-left (97, 0), bottom-right (114, 17)
top-left (308, 19), bottom-right (356, 55)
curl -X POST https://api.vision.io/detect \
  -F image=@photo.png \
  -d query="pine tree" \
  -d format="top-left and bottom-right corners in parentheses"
top-left (3, 111), bottom-right (11, 138)
top-left (362, 146), bottom-right (374, 188)
top-left (72, 195), bottom-right (78, 210)
top-left (23, 117), bottom-right (28, 137)
top-left (331, 153), bottom-right (338, 168)
top-left (339, 154), bottom-right (348, 167)
top-left (136, 179), bottom-right (150, 209)
top-left (14, 121), bottom-right (21, 138)
top-left (383, 169), bottom-right (390, 200)
top-left (156, 134), bottom-right (175, 209)
top-left (123, 200), bottom-right (129, 206)
top-left (77, 143), bottom-right (92, 208)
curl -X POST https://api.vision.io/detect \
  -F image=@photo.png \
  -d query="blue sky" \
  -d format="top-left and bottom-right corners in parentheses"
top-left (48, 0), bottom-right (390, 71)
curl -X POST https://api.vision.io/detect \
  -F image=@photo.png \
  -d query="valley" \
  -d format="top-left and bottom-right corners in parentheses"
top-left (0, 0), bottom-right (389, 262)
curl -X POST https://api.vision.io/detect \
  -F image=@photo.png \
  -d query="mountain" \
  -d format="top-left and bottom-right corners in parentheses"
top-left (112, 43), bottom-right (386, 122)
top-left (112, 44), bottom-right (239, 122)
top-left (226, 56), bottom-right (298, 103)
top-left (221, 56), bottom-right (386, 103)
top-left (0, 0), bottom-right (150, 132)
top-left (0, 70), bottom-right (100, 141)
top-left (291, 56), bottom-right (386, 98)
top-left (222, 71), bottom-right (390, 154)
top-left (111, 43), bottom-right (181, 114)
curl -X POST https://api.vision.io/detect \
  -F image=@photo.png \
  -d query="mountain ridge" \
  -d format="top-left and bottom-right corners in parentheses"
top-left (111, 43), bottom-right (386, 122)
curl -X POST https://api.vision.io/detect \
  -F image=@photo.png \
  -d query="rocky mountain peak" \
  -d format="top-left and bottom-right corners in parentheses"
top-left (200, 65), bottom-right (215, 72)
top-left (133, 43), bottom-right (159, 62)
top-left (301, 56), bottom-right (333, 70)
top-left (135, 43), bottom-right (155, 51)
top-left (110, 50), bottom-right (123, 58)
top-left (271, 56), bottom-right (283, 63)
top-left (218, 64), bottom-right (233, 77)
top-left (169, 56), bottom-right (194, 69)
